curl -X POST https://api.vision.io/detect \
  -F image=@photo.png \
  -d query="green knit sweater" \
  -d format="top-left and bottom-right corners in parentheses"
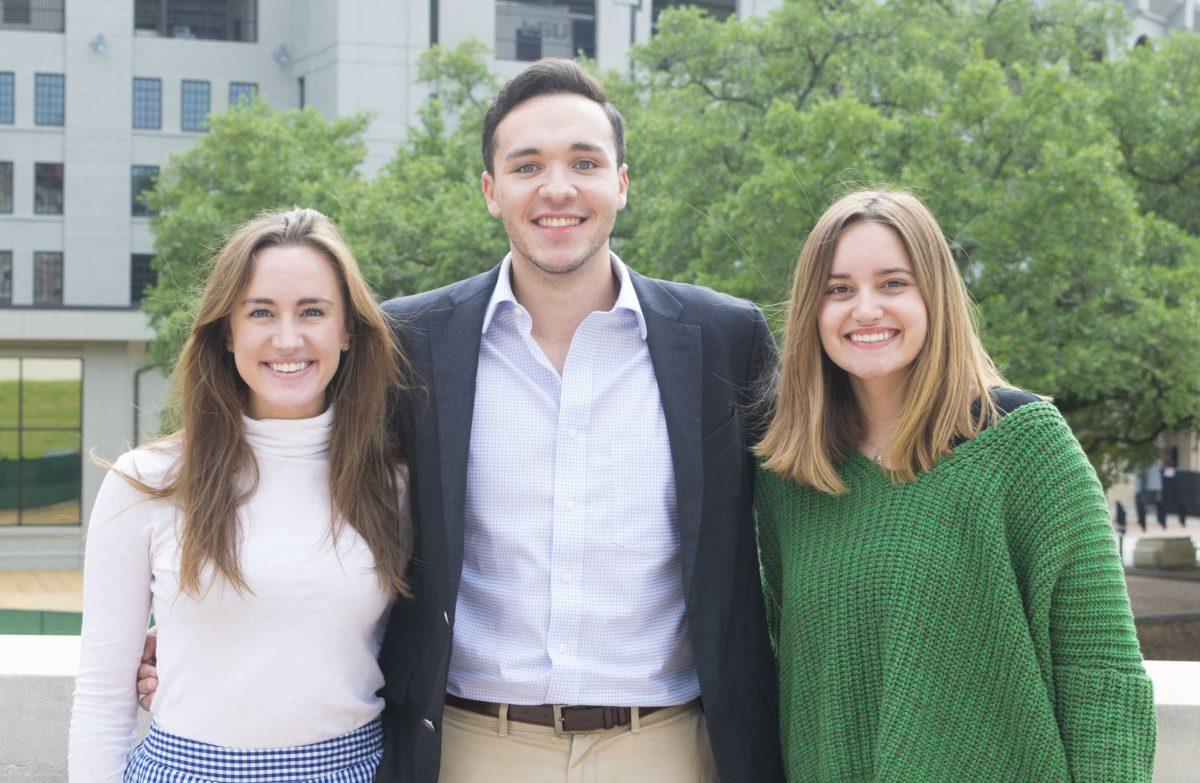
top-left (755, 402), bottom-right (1156, 782)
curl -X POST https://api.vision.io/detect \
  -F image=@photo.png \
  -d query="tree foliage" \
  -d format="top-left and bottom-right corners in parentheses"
top-left (143, 1), bottom-right (1200, 483)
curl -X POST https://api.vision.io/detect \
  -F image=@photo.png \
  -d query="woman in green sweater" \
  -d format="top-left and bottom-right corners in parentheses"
top-left (754, 189), bottom-right (1156, 782)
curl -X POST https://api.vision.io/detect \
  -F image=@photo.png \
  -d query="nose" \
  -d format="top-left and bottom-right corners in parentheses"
top-left (272, 316), bottom-right (304, 351)
top-left (852, 290), bottom-right (883, 323)
top-left (539, 164), bottom-right (576, 202)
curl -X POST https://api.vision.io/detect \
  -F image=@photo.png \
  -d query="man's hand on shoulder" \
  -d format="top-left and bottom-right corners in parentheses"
top-left (136, 626), bottom-right (158, 710)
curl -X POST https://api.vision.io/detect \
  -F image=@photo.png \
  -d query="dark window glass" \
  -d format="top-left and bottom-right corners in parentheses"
top-left (0, 0), bottom-right (63, 31)
top-left (131, 165), bottom-right (159, 217)
top-left (34, 163), bottom-right (63, 215)
top-left (181, 79), bottom-right (210, 132)
top-left (0, 73), bottom-right (13, 124)
top-left (132, 77), bottom-right (162, 129)
top-left (134, 0), bottom-right (257, 43)
top-left (0, 358), bottom-right (83, 527)
top-left (0, 252), bottom-right (11, 304)
top-left (131, 254), bottom-right (157, 305)
top-left (229, 81), bottom-right (257, 106)
top-left (33, 252), bottom-right (63, 305)
top-left (0, 162), bottom-right (12, 214)
top-left (34, 73), bottom-right (64, 126)
top-left (496, 1), bottom-right (595, 61)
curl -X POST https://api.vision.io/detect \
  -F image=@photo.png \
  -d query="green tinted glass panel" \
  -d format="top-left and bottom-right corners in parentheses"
top-left (21, 429), bottom-right (80, 525)
top-left (0, 358), bottom-right (18, 429)
top-left (0, 430), bottom-right (17, 526)
top-left (21, 358), bottom-right (81, 429)
top-left (0, 610), bottom-right (83, 635)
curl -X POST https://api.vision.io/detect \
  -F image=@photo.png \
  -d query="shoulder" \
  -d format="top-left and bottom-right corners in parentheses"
top-left (109, 440), bottom-right (180, 491)
top-left (381, 266), bottom-right (500, 323)
top-left (990, 387), bottom-right (1043, 416)
top-left (631, 272), bottom-right (768, 346)
top-left (643, 274), bottom-right (763, 320)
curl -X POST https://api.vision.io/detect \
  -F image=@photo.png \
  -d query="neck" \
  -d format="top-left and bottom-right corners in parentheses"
top-left (851, 375), bottom-right (906, 448)
top-left (509, 248), bottom-right (619, 344)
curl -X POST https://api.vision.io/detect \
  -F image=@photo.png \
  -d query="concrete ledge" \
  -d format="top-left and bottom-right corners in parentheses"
top-left (2, 637), bottom-right (1197, 781)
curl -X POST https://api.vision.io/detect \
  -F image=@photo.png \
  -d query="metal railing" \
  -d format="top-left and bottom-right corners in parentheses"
top-left (0, 0), bottom-right (65, 33)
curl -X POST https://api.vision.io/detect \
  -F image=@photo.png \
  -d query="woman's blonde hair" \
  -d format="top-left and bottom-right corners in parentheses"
top-left (756, 189), bottom-right (1010, 493)
top-left (126, 208), bottom-right (414, 597)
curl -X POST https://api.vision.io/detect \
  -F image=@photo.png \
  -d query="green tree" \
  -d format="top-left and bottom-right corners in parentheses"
top-left (615, 0), bottom-right (1200, 482)
top-left (144, 101), bottom-right (371, 365)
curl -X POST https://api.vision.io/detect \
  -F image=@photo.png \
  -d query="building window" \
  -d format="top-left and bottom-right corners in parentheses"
top-left (131, 254), bottom-right (157, 305)
top-left (132, 77), bottom-right (162, 129)
top-left (131, 165), bottom-right (159, 217)
top-left (0, 72), bottom-right (13, 124)
top-left (34, 73), bottom-right (64, 126)
top-left (0, 252), bottom-right (10, 304)
top-left (0, 162), bottom-right (11, 214)
top-left (496, 1), bottom-right (595, 61)
top-left (229, 81), bottom-right (257, 106)
top-left (181, 79), bottom-right (210, 132)
top-left (34, 163), bottom-right (63, 215)
top-left (134, 0), bottom-right (257, 43)
top-left (0, 357), bottom-right (83, 527)
top-left (33, 252), bottom-right (62, 305)
top-left (0, 0), bottom-right (64, 32)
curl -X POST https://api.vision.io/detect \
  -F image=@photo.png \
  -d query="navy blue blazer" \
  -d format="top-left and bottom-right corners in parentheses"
top-left (374, 265), bottom-right (783, 782)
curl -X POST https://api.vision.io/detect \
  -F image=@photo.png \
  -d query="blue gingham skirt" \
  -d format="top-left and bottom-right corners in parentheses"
top-left (123, 719), bottom-right (382, 783)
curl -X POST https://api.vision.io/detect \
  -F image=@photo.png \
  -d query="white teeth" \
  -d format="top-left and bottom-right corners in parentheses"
top-left (538, 217), bottom-right (583, 228)
top-left (850, 332), bottom-right (896, 344)
top-left (268, 362), bottom-right (311, 373)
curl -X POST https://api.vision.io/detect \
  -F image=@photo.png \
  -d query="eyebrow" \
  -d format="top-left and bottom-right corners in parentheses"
top-left (504, 142), bottom-right (608, 162)
top-left (241, 297), bottom-right (334, 306)
top-left (828, 268), bottom-right (914, 279)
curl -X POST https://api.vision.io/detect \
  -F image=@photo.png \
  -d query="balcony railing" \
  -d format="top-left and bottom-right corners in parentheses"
top-left (134, 0), bottom-right (257, 43)
top-left (495, 0), bottom-right (595, 61)
top-left (0, 0), bottom-right (64, 33)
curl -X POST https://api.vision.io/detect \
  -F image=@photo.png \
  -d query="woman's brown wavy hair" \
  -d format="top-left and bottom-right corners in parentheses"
top-left (125, 208), bottom-right (413, 597)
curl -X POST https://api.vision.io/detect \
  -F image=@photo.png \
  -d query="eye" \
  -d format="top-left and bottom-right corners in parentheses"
top-left (249, 308), bottom-right (271, 318)
top-left (882, 278), bottom-right (910, 290)
top-left (575, 159), bottom-right (598, 171)
top-left (302, 307), bottom-right (325, 317)
top-left (826, 284), bottom-right (851, 297)
top-left (515, 162), bottom-right (539, 174)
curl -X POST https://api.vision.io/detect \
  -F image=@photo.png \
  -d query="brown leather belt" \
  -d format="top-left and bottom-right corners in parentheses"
top-left (445, 694), bottom-right (694, 734)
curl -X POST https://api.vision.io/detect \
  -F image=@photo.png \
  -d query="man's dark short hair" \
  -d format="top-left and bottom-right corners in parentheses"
top-left (481, 58), bottom-right (627, 175)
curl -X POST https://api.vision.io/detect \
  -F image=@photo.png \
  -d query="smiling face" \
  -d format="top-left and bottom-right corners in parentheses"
top-left (818, 220), bottom-right (928, 396)
top-left (481, 92), bottom-right (628, 277)
top-left (228, 244), bottom-right (350, 420)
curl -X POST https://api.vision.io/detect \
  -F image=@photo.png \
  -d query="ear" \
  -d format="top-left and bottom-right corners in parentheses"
top-left (615, 163), bottom-right (629, 212)
top-left (481, 171), bottom-right (502, 218)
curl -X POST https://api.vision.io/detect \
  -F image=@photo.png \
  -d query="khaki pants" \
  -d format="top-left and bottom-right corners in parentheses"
top-left (437, 701), bottom-right (719, 783)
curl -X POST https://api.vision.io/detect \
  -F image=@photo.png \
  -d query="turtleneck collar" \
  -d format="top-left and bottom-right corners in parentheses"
top-left (241, 405), bottom-right (333, 459)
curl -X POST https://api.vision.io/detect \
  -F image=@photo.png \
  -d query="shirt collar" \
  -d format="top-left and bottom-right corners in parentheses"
top-left (481, 252), bottom-right (648, 340)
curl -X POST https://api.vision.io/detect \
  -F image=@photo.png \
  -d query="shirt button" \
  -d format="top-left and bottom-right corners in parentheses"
top-left (423, 718), bottom-right (436, 733)
top-left (567, 428), bottom-right (578, 438)
top-left (561, 573), bottom-right (572, 584)
top-left (564, 500), bottom-right (576, 511)
top-left (558, 644), bottom-right (567, 653)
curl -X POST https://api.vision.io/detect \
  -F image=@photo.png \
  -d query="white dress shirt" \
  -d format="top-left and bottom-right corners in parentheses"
top-left (447, 254), bottom-right (700, 707)
top-left (69, 408), bottom-right (400, 782)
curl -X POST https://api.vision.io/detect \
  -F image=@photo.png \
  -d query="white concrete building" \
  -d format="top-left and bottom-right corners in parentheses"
top-left (0, 0), bottom-right (768, 570)
top-left (1125, 0), bottom-right (1200, 40)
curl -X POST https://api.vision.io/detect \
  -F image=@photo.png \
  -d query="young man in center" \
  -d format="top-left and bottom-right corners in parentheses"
top-left (376, 60), bottom-right (783, 781)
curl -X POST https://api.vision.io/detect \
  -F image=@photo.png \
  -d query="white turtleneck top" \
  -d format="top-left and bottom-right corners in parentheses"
top-left (68, 407), bottom-right (404, 782)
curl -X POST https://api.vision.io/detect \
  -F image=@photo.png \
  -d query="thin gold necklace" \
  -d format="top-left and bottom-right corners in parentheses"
top-left (863, 439), bottom-right (886, 466)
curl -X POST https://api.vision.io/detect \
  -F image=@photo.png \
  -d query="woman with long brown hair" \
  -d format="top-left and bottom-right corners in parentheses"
top-left (68, 208), bottom-right (412, 783)
top-left (755, 190), bottom-right (1156, 781)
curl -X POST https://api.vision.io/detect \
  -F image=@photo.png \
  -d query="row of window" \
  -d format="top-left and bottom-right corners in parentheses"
top-left (0, 72), bottom-right (63, 126)
top-left (0, 252), bottom-right (156, 307)
top-left (0, 161), bottom-right (160, 217)
top-left (134, 77), bottom-right (257, 132)
top-left (0, 73), bottom-right (257, 131)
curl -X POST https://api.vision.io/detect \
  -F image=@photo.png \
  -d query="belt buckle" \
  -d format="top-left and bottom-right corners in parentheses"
top-left (552, 704), bottom-right (569, 736)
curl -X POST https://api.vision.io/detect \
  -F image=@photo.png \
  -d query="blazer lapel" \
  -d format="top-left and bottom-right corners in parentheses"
top-left (428, 266), bottom-right (500, 598)
top-left (630, 272), bottom-right (704, 593)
